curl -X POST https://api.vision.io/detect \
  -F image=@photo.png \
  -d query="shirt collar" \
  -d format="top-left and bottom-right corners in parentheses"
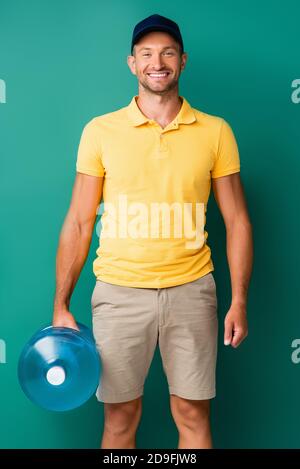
top-left (126, 95), bottom-right (197, 127)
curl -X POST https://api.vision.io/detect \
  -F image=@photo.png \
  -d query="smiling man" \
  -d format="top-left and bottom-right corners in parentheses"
top-left (52, 14), bottom-right (253, 449)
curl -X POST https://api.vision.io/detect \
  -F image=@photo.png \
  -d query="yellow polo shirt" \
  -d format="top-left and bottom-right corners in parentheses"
top-left (76, 95), bottom-right (240, 288)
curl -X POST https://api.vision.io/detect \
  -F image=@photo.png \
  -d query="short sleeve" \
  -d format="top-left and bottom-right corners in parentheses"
top-left (76, 119), bottom-right (105, 177)
top-left (211, 118), bottom-right (240, 178)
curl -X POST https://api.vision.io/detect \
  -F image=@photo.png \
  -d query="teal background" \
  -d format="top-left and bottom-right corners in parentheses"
top-left (1, 0), bottom-right (300, 449)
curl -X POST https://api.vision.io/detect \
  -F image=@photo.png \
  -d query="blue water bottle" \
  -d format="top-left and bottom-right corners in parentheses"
top-left (18, 322), bottom-right (101, 411)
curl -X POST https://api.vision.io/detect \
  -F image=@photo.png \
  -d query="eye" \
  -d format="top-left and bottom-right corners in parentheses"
top-left (143, 53), bottom-right (151, 57)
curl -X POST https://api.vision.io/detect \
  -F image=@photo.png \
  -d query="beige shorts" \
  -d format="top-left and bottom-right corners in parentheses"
top-left (91, 272), bottom-right (218, 403)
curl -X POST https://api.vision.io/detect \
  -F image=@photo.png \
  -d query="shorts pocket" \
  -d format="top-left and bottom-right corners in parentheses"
top-left (91, 281), bottom-right (106, 309)
top-left (198, 273), bottom-right (217, 310)
top-left (207, 273), bottom-right (216, 290)
top-left (192, 273), bottom-right (216, 291)
top-left (206, 273), bottom-right (218, 308)
top-left (91, 283), bottom-right (98, 309)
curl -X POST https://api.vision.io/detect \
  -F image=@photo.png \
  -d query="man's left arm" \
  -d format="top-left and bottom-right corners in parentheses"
top-left (212, 172), bottom-right (253, 348)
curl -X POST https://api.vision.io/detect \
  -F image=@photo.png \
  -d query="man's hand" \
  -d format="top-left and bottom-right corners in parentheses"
top-left (52, 309), bottom-right (80, 331)
top-left (224, 303), bottom-right (248, 348)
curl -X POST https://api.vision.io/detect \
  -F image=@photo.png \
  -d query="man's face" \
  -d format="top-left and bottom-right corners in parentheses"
top-left (127, 31), bottom-right (187, 95)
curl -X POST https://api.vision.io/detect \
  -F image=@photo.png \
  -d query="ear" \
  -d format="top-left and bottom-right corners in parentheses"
top-left (127, 55), bottom-right (137, 76)
top-left (180, 52), bottom-right (188, 72)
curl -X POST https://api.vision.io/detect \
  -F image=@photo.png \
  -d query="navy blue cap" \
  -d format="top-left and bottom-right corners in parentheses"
top-left (131, 14), bottom-right (184, 54)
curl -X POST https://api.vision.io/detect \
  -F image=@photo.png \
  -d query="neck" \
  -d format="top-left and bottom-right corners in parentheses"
top-left (136, 88), bottom-right (182, 128)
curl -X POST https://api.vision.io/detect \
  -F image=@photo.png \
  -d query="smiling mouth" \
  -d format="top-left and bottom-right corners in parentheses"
top-left (147, 72), bottom-right (170, 79)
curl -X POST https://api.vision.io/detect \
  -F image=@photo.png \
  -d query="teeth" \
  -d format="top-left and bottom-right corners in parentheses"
top-left (148, 73), bottom-right (168, 77)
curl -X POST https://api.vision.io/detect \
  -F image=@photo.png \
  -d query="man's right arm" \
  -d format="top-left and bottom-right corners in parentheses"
top-left (52, 172), bottom-right (103, 329)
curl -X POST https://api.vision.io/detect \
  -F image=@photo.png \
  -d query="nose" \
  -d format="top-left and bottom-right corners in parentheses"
top-left (151, 53), bottom-right (165, 70)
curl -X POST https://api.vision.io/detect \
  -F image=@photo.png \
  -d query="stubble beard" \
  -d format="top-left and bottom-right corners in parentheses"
top-left (138, 74), bottom-right (179, 96)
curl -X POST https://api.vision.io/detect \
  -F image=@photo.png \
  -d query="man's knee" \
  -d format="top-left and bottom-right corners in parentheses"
top-left (104, 397), bottom-right (142, 436)
top-left (170, 395), bottom-right (210, 431)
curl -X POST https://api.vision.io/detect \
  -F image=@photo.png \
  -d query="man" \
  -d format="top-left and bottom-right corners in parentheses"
top-left (52, 14), bottom-right (253, 449)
